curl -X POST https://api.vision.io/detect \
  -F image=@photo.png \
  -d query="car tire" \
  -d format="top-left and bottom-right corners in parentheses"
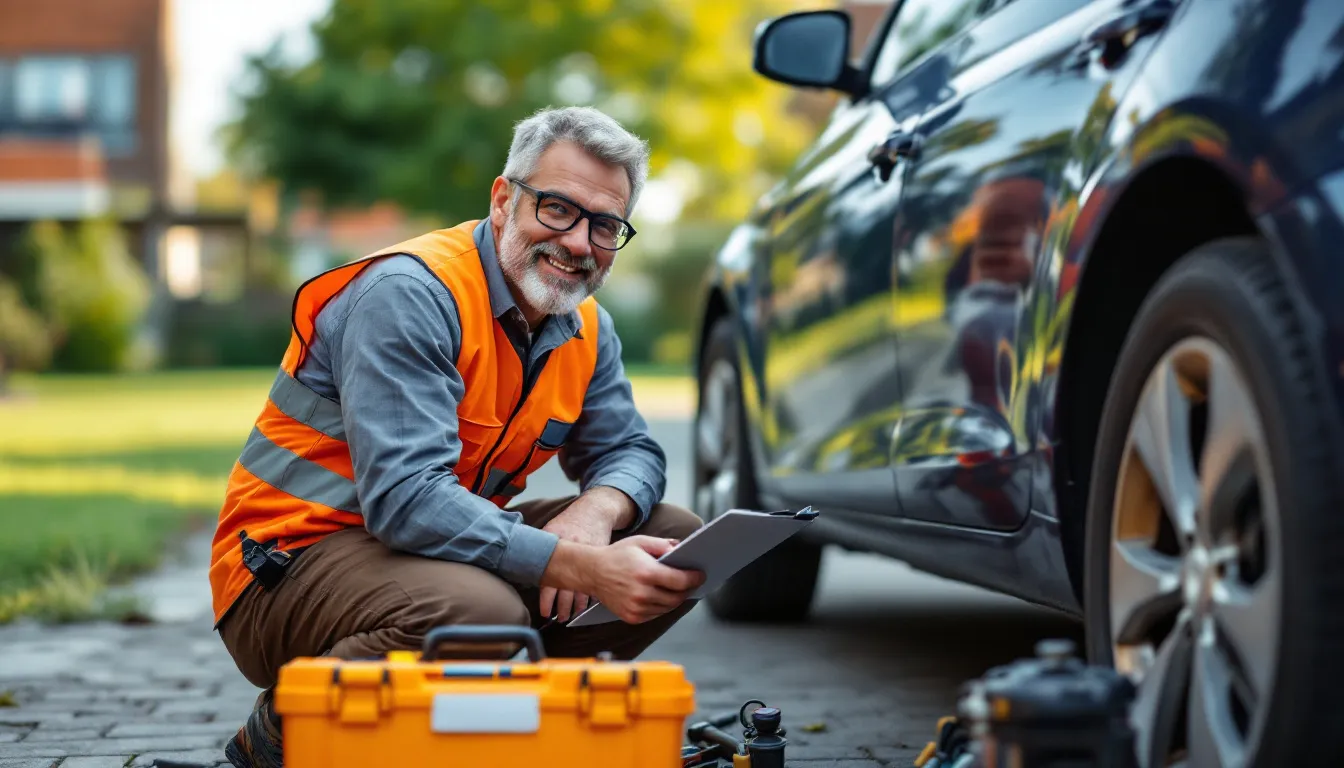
top-left (1083, 237), bottom-right (1344, 767)
top-left (693, 315), bottom-right (822, 623)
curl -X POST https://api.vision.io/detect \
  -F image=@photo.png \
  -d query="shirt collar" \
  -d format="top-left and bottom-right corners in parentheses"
top-left (473, 218), bottom-right (583, 339)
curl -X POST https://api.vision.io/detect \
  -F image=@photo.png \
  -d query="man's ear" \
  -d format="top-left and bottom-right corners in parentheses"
top-left (489, 176), bottom-right (512, 231)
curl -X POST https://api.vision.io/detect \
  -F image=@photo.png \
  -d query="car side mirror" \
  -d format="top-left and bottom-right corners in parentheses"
top-left (753, 10), bottom-right (864, 97)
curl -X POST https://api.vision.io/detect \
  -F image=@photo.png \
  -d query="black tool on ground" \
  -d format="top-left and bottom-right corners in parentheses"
top-left (682, 699), bottom-right (788, 767)
top-left (913, 716), bottom-right (976, 768)
top-left (955, 638), bottom-right (1139, 768)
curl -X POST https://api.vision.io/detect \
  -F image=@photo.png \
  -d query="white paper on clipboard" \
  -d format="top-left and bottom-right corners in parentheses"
top-left (565, 507), bottom-right (816, 627)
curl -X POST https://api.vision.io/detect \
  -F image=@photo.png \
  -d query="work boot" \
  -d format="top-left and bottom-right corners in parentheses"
top-left (224, 688), bottom-right (284, 768)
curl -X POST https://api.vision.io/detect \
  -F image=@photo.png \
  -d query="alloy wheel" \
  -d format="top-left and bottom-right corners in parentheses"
top-left (1111, 337), bottom-right (1280, 768)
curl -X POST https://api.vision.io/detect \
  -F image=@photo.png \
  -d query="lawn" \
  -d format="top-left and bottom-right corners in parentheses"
top-left (0, 369), bottom-right (270, 623)
top-left (0, 366), bottom-right (693, 624)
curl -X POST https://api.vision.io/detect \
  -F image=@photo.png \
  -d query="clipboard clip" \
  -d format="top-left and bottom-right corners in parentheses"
top-left (767, 506), bottom-right (817, 521)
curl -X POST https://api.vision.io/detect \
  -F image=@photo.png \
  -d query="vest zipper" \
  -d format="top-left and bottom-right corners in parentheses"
top-left (470, 349), bottom-right (551, 496)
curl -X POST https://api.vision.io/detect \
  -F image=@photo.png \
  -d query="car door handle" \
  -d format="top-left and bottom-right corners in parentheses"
top-left (867, 131), bottom-right (923, 182)
top-left (1068, 0), bottom-right (1176, 69)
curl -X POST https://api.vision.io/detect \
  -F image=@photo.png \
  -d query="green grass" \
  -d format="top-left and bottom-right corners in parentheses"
top-left (0, 369), bottom-right (270, 624)
top-left (622, 361), bottom-right (692, 378)
top-left (0, 364), bottom-right (692, 624)
top-left (1, 444), bottom-right (245, 477)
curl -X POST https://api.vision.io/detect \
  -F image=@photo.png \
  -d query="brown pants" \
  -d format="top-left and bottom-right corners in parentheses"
top-left (217, 497), bottom-right (703, 690)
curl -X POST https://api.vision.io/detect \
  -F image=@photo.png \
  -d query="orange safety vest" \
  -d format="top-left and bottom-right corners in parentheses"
top-left (207, 220), bottom-right (601, 624)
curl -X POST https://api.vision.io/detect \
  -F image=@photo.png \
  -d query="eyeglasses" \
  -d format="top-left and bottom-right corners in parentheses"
top-left (508, 178), bottom-right (637, 251)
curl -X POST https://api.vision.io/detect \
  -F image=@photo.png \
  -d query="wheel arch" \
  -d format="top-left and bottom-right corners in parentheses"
top-left (1052, 153), bottom-right (1263, 605)
top-left (693, 284), bottom-right (732, 380)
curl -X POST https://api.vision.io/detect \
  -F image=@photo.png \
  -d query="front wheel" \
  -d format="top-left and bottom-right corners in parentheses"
top-left (693, 316), bottom-right (821, 623)
top-left (1083, 238), bottom-right (1344, 767)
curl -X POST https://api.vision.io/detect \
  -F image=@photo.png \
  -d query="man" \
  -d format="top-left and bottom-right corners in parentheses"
top-left (210, 106), bottom-right (706, 768)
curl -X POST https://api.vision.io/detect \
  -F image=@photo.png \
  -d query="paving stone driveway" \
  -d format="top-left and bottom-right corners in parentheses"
top-left (0, 547), bottom-right (1078, 768)
top-left (0, 419), bottom-right (1080, 767)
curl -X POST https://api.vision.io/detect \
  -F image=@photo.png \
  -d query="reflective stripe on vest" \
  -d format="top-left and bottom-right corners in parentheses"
top-left (208, 219), bottom-right (602, 625)
top-left (237, 426), bottom-right (359, 513)
top-left (267, 371), bottom-right (346, 440)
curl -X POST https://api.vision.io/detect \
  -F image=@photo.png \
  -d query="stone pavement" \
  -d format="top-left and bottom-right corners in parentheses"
top-left (0, 538), bottom-right (1078, 768)
top-left (0, 418), bottom-right (1080, 767)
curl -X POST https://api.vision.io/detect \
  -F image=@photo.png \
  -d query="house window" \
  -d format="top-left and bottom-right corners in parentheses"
top-left (0, 61), bottom-right (10, 123)
top-left (1, 54), bottom-right (136, 156)
top-left (90, 55), bottom-right (136, 154)
top-left (16, 56), bottom-right (90, 121)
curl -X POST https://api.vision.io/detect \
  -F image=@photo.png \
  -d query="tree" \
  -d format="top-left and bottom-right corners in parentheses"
top-left (226, 0), bottom-right (815, 226)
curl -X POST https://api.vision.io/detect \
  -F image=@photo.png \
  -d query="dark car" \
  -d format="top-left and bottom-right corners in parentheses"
top-left (690, 0), bottom-right (1344, 765)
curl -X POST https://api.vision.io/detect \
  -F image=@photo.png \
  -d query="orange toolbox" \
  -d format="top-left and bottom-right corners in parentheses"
top-left (274, 625), bottom-right (697, 767)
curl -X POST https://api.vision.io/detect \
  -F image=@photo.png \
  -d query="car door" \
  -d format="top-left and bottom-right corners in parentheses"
top-left (756, 2), bottom-right (988, 515)
top-left (885, 0), bottom-right (1167, 529)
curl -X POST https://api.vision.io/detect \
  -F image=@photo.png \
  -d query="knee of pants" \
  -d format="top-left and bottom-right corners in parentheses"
top-left (410, 587), bottom-right (531, 637)
top-left (652, 503), bottom-right (704, 541)
top-left (217, 613), bottom-right (273, 690)
top-left (414, 593), bottom-right (532, 661)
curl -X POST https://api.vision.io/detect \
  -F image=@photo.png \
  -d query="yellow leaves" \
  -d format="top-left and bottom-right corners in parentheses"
top-left (607, 19), bottom-right (643, 56)
top-left (622, 0), bottom-right (814, 222)
top-left (580, 0), bottom-right (613, 16)
top-left (529, 4), bottom-right (561, 29)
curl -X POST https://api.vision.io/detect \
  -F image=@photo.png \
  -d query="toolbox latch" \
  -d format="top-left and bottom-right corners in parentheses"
top-left (578, 667), bottom-right (639, 727)
top-left (329, 665), bottom-right (392, 725)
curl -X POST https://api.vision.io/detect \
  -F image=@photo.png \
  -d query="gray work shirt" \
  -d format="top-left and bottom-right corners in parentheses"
top-left (293, 219), bottom-right (667, 586)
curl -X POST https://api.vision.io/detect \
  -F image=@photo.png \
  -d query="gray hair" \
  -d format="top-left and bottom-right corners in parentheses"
top-left (502, 106), bottom-right (651, 216)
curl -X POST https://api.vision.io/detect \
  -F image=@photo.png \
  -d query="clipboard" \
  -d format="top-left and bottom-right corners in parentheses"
top-left (565, 506), bottom-right (817, 627)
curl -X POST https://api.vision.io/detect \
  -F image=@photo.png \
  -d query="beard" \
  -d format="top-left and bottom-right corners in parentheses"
top-left (498, 209), bottom-right (611, 317)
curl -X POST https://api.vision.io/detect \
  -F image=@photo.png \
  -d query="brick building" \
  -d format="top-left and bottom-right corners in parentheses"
top-left (0, 0), bottom-right (181, 275)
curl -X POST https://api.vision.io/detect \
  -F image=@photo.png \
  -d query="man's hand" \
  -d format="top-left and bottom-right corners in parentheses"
top-left (541, 536), bottom-right (705, 625)
top-left (585, 536), bottom-right (705, 624)
top-left (538, 489), bottom-right (638, 622)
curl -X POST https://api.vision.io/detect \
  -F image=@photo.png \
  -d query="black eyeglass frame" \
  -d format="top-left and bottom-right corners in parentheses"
top-left (507, 178), bottom-right (637, 251)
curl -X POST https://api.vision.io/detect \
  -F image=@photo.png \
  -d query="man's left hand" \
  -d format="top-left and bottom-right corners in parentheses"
top-left (540, 488), bottom-right (637, 623)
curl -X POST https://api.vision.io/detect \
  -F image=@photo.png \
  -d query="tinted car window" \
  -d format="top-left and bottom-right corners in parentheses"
top-left (869, 0), bottom-right (989, 86)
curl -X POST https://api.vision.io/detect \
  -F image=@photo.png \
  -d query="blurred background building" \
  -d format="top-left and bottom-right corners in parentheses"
top-left (0, 0), bottom-right (892, 379)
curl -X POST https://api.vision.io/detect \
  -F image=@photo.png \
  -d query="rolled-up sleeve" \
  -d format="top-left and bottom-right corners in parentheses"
top-left (334, 273), bottom-right (558, 585)
top-left (559, 305), bottom-right (668, 531)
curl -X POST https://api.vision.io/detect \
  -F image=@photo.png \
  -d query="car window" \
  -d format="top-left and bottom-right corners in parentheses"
top-left (959, 0), bottom-right (1098, 68)
top-left (868, 0), bottom-right (989, 87)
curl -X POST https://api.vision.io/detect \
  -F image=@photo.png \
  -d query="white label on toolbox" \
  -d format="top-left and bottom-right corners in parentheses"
top-left (430, 693), bottom-right (541, 733)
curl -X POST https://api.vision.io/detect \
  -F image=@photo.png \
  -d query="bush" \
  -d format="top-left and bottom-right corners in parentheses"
top-left (165, 290), bottom-right (293, 368)
top-left (18, 218), bottom-right (151, 373)
top-left (599, 220), bottom-right (729, 368)
top-left (0, 275), bottom-right (52, 376)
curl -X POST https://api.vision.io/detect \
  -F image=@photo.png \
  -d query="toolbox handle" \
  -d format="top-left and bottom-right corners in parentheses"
top-left (421, 625), bottom-right (547, 662)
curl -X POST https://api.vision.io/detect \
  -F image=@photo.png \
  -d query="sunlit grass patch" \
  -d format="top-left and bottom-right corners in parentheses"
top-left (0, 369), bottom-right (272, 624)
top-left (0, 365), bottom-right (692, 624)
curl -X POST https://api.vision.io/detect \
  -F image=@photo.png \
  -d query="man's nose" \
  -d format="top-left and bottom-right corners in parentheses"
top-left (556, 218), bottom-right (595, 261)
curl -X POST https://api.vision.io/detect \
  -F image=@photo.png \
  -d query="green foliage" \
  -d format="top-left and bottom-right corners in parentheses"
top-left (0, 275), bottom-right (52, 374)
top-left (227, 0), bottom-right (813, 224)
top-left (165, 290), bottom-right (293, 368)
top-left (599, 220), bottom-right (729, 366)
top-left (17, 219), bottom-right (151, 373)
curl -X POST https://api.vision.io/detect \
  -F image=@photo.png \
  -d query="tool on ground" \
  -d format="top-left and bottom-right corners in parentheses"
top-left (917, 638), bottom-right (1139, 768)
top-left (275, 624), bottom-right (696, 767)
top-left (681, 698), bottom-right (788, 768)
